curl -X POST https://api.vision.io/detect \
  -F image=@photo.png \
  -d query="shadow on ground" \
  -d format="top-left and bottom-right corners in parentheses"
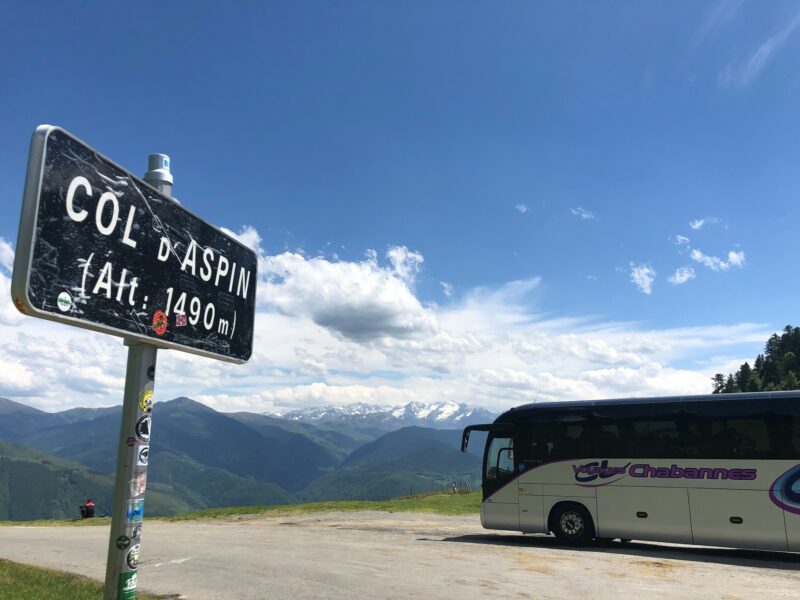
top-left (430, 533), bottom-right (800, 571)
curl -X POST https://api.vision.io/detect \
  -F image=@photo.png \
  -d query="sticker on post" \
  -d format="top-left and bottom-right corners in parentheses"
top-left (116, 535), bottom-right (131, 549)
top-left (152, 310), bottom-right (168, 336)
top-left (147, 364), bottom-right (155, 380)
top-left (137, 445), bottom-right (149, 466)
top-left (57, 291), bottom-right (72, 312)
top-left (125, 436), bottom-right (136, 447)
top-left (126, 499), bottom-right (144, 524)
top-left (132, 525), bottom-right (142, 541)
top-left (131, 472), bottom-right (147, 496)
top-left (139, 389), bottom-right (153, 413)
top-left (126, 544), bottom-right (141, 570)
top-left (175, 313), bottom-right (187, 327)
top-left (135, 414), bottom-right (151, 442)
top-left (119, 571), bottom-right (138, 599)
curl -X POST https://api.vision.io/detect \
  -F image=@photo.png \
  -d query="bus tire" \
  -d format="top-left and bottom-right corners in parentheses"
top-left (549, 503), bottom-right (594, 546)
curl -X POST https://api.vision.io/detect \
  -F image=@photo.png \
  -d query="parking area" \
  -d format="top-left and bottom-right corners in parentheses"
top-left (1, 511), bottom-right (798, 599)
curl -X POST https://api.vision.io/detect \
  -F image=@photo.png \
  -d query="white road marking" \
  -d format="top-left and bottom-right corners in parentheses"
top-left (152, 557), bottom-right (191, 568)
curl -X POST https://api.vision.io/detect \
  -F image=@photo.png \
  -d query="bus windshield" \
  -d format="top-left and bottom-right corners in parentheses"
top-left (485, 436), bottom-right (514, 481)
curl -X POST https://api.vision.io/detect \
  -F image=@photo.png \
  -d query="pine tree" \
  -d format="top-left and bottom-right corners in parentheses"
top-left (711, 374), bottom-right (725, 394)
top-left (715, 325), bottom-right (800, 394)
top-left (754, 354), bottom-right (765, 379)
top-left (735, 362), bottom-right (753, 391)
top-left (781, 371), bottom-right (799, 391)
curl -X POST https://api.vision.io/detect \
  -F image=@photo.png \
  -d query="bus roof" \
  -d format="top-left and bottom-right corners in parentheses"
top-left (494, 390), bottom-right (800, 423)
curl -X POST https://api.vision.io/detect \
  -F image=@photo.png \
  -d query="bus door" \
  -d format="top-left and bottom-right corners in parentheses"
top-left (482, 433), bottom-right (519, 530)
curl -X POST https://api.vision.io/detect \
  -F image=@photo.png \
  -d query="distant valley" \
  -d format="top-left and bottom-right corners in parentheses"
top-left (0, 397), bottom-right (491, 520)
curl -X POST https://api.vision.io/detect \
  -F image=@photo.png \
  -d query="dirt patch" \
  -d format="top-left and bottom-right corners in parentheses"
top-left (631, 559), bottom-right (680, 578)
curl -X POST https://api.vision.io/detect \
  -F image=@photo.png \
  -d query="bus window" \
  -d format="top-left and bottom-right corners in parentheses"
top-left (485, 436), bottom-right (514, 481)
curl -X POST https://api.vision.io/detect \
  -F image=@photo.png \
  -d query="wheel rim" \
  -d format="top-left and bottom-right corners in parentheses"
top-left (559, 510), bottom-right (584, 537)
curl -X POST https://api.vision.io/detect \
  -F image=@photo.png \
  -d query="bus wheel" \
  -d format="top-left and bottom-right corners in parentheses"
top-left (550, 503), bottom-right (594, 546)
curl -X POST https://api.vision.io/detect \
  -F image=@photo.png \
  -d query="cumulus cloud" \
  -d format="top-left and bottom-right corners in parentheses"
top-left (571, 207), bottom-right (595, 220)
top-left (514, 204), bottom-right (529, 214)
top-left (259, 249), bottom-right (437, 343)
top-left (0, 229), bottom-right (772, 414)
top-left (690, 248), bottom-right (745, 271)
top-left (220, 225), bottom-right (263, 254)
top-left (629, 264), bottom-right (656, 295)
top-left (668, 266), bottom-right (696, 285)
top-left (386, 246), bottom-right (423, 285)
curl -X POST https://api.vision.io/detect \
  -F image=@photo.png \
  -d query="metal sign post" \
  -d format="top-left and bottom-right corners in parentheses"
top-left (102, 155), bottom-right (172, 599)
top-left (11, 127), bottom-right (257, 600)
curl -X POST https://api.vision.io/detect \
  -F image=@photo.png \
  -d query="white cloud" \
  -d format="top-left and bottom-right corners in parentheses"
top-left (0, 231), bottom-right (773, 414)
top-left (668, 266), bottom-right (696, 285)
top-left (720, 11), bottom-right (800, 87)
top-left (514, 204), bottom-right (529, 214)
top-left (687, 0), bottom-right (744, 57)
top-left (0, 238), bottom-right (13, 273)
top-left (629, 264), bottom-right (656, 295)
top-left (571, 207), bottom-right (595, 220)
top-left (690, 248), bottom-right (746, 271)
top-left (688, 217), bottom-right (722, 230)
top-left (386, 246), bottom-right (423, 285)
top-left (220, 225), bottom-right (263, 254)
top-left (440, 281), bottom-right (454, 297)
top-left (674, 235), bottom-right (691, 246)
top-left (259, 249), bottom-right (437, 343)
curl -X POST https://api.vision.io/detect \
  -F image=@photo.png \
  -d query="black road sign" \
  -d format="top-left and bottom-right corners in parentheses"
top-left (11, 126), bottom-right (256, 363)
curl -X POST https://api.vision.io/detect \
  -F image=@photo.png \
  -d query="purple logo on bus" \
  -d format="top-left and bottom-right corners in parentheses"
top-left (572, 460), bottom-right (758, 487)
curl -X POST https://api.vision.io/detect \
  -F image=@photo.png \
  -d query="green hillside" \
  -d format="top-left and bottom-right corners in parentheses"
top-left (0, 441), bottom-right (191, 521)
top-left (0, 397), bottom-right (482, 519)
top-left (301, 427), bottom-right (481, 501)
top-left (147, 450), bottom-right (294, 507)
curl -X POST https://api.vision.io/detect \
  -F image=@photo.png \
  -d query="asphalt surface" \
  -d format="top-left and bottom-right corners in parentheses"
top-left (1, 511), bottom-right (799, 599)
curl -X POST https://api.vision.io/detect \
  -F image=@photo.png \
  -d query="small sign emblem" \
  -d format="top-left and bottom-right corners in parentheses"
top-left (152, 310), bottom-right (168, 336)
top-left (57, 291), bottom-right (72, 312)
top-left (139, 390), bottom-right (153, 413)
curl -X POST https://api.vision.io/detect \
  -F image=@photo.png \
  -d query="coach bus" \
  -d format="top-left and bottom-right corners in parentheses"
top-left (461, 391), bottom-right (800, 551)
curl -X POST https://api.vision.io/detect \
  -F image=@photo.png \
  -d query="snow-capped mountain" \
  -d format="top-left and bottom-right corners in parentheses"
top-left (271, 401), bottom-right (495, 431)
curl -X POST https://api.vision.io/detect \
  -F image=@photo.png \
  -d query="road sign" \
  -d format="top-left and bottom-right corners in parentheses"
top-left (11, 126), bottom-right (256, 363)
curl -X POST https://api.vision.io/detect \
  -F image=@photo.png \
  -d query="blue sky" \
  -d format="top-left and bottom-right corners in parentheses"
top-left (1, 1), bottom-right (799, 412)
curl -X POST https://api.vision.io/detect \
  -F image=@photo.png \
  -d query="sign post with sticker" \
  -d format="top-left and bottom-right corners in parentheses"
top-left (10, 126), bottom-right (257, 600)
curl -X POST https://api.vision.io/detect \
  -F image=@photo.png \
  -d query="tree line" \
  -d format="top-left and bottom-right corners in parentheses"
top-left (712, 325), bottom-right (800, 393)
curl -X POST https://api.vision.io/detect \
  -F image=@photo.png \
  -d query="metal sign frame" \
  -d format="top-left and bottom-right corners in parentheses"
top-left (11, 125), bottom-right (256, 364)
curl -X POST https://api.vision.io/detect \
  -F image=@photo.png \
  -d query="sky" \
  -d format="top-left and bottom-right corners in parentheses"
top-left (1, 1), bottom-right (799, 413)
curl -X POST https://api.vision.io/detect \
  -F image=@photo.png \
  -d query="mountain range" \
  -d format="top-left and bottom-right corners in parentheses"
top-left (0, 397), bottom-right (492, 520)
top-left (275, 400), bottom-right (494, 431)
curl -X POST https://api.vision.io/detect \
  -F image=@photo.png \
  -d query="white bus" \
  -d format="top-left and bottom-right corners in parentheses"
top-left (461, 391), bottom-right (800, 551)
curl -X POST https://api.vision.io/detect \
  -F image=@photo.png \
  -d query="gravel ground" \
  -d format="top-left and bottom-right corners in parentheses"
top-left (0, 511), bottom-right (798, 599)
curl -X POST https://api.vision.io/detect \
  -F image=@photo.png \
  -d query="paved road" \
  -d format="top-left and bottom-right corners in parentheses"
top-left (1, 511), bottom-right (799, 599)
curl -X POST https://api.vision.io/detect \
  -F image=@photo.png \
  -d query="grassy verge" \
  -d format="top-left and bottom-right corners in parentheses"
top-left (166, 490), bottom-right (481, 522)
top-left (0, 516), bottom-right (111, 527)
top-left (0, 559), bottom-right (165, 600)
top-left (0, 491), bottom-right (481, 527)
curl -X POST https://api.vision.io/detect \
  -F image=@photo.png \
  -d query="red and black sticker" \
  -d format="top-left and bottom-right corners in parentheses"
top-left (152, 310), bottom-right (168, 336)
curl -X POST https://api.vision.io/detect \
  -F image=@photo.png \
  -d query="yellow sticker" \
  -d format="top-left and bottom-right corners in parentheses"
top-left (139, 390), bottom-right (154, 413)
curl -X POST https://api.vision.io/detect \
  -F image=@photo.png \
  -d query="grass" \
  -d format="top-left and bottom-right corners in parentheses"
top-left (0, 559), bottom-right (165, 600)
top-left (0, 491), bottom-right (481, 527)
top-left (0, 516), bottom-right (111, 527)
top-left (165, 490), bottom-right (481, 521)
